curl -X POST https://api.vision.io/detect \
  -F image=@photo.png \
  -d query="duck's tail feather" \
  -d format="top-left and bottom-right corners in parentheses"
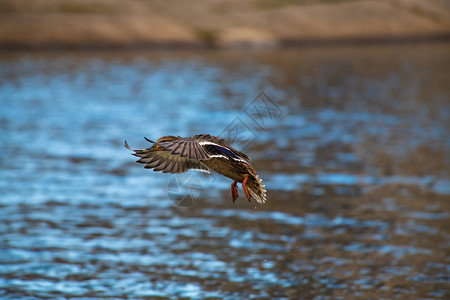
top-left (247, 174), bottom-right (266, 204)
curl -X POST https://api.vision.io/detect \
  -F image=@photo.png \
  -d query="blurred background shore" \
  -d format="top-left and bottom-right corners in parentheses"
top-left (1, 0), bottom-right (450, 50)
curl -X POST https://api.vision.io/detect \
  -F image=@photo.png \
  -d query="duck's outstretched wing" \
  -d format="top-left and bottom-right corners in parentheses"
top-left (157, 137), bottom-right (211, 160)
top-left (158, 135), bottom-right (251, 163)
top-left (124, 140), bottom-right (210, 174)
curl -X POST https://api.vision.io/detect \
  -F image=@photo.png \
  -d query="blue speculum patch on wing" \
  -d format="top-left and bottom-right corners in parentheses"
top-left (206, 144), bottom-right (239, 159)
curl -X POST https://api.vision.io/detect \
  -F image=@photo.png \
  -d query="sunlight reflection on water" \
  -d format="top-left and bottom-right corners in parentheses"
top-left (0, 45), bottom-right (449, 299)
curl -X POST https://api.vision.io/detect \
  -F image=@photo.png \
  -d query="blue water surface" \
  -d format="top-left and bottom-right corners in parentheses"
top-left (0, 45), bottom-right (449, 299)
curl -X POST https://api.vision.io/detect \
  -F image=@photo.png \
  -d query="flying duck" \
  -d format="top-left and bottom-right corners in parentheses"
top-left (124, 134), bottom-right (266, 203)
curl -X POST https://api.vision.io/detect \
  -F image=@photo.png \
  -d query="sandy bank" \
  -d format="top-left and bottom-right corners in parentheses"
top-left (0, 0), bottom-right (449, 50)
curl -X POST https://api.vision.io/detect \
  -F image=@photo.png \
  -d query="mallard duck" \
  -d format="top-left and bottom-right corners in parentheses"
top-left (124, 134), bottom-right (266, 204)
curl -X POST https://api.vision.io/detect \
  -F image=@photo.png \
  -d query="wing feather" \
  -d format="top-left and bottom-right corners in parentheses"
top-left (158, 138), bottom-right (209, 160)
top-left (171, 144), bottom-right (183, 156)
top-left (163, 160), bottom-right (174, 173)
top-left (144, 159), bottom-right (162, 169)
top-left (169, 160), bottom-right (178, 173)
top-left (125, 140), bottom-right (210, 174)
top-left (154, 159), bottom-right (170, 172)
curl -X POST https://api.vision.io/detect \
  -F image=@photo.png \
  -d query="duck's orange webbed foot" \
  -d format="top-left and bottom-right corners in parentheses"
top-left (242, 174), bottom-right (251, 202)
top-left (231, 181), bottom-right (239, 203)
